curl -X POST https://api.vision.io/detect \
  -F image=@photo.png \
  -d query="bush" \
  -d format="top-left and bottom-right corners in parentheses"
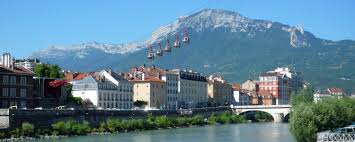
top-left (207, 114), bottom-right (218, 125)
top-left (21, 122), bottom-right (35, 136)
top-left (174, 117), bottom-right (190, 127)
top-left (156, 116), bottom-right (172, 128)
top-left (188, 115), bottom-right (205, 126)
top-left (9, 128), bottom-right (21, 138)
top-left (52, 120), bottom-right (91, 136)
top-left (0, 132), bottom-right (7, 139)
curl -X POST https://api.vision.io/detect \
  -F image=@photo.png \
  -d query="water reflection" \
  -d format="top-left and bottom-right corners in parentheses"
top-left (22, 123), bottom-right (294, 142)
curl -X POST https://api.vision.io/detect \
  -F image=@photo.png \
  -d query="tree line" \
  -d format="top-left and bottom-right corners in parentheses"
top-left (290, 87), bottom-right (355, 142)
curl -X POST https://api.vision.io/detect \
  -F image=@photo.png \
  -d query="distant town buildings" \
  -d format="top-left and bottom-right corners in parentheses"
top-left (314, 87), bottom-right (345, 102)
top-left (1, 52), bottom-right (331, 110)
top-left (14, 58), bottom-right (41, 71)
top-left (72, 69), bottom-right (133, 109)
top-left (232, 84), bottom-right (250, 106)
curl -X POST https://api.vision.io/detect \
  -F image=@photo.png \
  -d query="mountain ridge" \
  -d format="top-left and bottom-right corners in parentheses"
top-left (30, 8), bottom-right (355, 90)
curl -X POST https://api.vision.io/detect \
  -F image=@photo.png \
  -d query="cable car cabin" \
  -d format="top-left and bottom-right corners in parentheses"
top-left (156, 49), bottom-right (163, 56)
top-left (173, 41), bottom-right (180, 48)
top-left (164, 44), bottom-right (171, 52)
top-left (147, 53), bottom-right (154, 60)
top-left (164, 39), bottom-right (172, 52)
top-left (182, 36), bottom-right (190, 45)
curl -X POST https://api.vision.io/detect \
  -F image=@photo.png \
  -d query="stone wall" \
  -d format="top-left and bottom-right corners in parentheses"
top-left (1, 107), bottom-right (230, 129)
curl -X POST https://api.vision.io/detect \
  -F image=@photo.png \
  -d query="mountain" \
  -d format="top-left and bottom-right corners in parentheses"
top-left (30, 9), bottom-right (355, 91)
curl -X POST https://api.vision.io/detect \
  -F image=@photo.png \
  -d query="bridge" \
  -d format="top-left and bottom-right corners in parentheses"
top-left (231, 105), bottom-right (292, 122)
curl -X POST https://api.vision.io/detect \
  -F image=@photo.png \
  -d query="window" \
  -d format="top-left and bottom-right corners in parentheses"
top-left (20, 89), bottom-right (26, 97)
top-left (2, 88), bottom-right (8, 97)
top-left (10, 76), bottom-right (16, 85)
top-left (20, 77), bottom-right (26, 85)
top-left (10, 88), bottom-right (16, 97)
top-left (20, 101), bottom-right (26, 108)
top-left (3, 75), bottom-right (9, 84)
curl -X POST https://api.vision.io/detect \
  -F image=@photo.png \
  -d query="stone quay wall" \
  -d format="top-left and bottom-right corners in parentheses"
top-left (0, 107), bottom-right (230, 130)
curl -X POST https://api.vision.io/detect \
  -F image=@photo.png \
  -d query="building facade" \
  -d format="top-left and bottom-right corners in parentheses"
top-left (258, 67), bottom-right (303, 105)
top-left (241, 79), bottom-right (258, 91)
top-left (32, 77), bottom-right (67, 108)
top-left (175, 70), bottom-right (208, 108)
top-left (232, 90), bottom-right (251, 106)
top-left (132, 77), bottom-right (167, 109)
top-left (207, 76), bottom-right (233, 106)
top-left (0, 53), bottom-right (34, 108)
top-left (161, 71), bottom-right (179, 110)
top-left (72, 70), bottom-right (133, 109)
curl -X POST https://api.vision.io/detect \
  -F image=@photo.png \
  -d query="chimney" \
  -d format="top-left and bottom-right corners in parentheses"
top-left (142, 73), bottom-right (145, 81)
top-left (1, 53), bottom-right (14, 69)
top-left (107, 68), bottom-right (112, 75)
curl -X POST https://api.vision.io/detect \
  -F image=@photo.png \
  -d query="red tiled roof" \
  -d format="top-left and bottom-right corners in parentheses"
top-left (327, 87), bottom-right (344, 94)
top-left (74, 73), bottom-right (88, 80)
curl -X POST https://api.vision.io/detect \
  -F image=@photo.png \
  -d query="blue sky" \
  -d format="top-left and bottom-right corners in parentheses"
top-left (0, 0), bottom-right (354, 58)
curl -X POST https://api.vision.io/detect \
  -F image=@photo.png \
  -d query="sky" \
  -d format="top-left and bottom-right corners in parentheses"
top-left (0, 0), bottom-right (354, 58)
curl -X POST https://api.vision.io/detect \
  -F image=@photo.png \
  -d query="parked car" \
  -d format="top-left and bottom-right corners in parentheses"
top-left (9, 106), bottom-right (17, 109)
top-left (34, 107), bottom-right (43, 110)
top-left (55, 106), bottom-right (67, 110)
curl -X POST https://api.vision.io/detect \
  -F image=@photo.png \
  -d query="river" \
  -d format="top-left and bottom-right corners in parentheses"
top-left (21, 123), bottom-right (295, 142)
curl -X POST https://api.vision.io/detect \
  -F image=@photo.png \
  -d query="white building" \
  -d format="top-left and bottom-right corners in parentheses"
top-left (14, 59), bottom-right (40, 71)
top-left (233, 90), bottom-right (250, 106)
top-left (314, 88), bottom-right (344, 103)
top-left (161, 71), bottom-right (179, 110)
top-left (272, 67), bottom-right (303, 92)
top-left (72, 69), bottom-right (133, 109)
top-left (172, 69), bottom-right (208, 109)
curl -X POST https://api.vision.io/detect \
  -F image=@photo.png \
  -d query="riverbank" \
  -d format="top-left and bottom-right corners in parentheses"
top-left (0, 112), bottom-right (246, 141)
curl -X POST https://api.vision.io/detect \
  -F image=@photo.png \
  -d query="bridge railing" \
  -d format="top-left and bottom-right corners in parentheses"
top-left (317, 131), bottom-right (355, 142)
top-left (232, 105), bottom-right (292, 109)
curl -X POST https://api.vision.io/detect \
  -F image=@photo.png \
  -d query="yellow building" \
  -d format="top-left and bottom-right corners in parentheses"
top-left (207, 76), bottom-right (233, 106)
top-left (132, 77), bottom-right (167, 109)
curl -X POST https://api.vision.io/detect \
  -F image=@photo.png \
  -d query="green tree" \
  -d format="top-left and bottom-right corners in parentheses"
top-left (34, 64), bottom-right (49, 77)
top-left (290, 102), bottom-right (317, 142)
top-left (133, 100), bottom-right (148, 107)
top-left (34, 64), bottom-right (64, 78)
top-left (290, 87), bottom-right (314, 107)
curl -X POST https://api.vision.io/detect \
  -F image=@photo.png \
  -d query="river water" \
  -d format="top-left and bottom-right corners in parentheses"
top-left (22, 123), bottom-right (295, 142)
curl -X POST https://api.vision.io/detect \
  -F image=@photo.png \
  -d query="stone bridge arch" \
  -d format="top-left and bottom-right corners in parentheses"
top-left (232, 105), bottom-right (292, 123)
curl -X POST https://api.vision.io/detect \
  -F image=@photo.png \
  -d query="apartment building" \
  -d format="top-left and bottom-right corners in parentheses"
top-left (132, 77), bottom-right (167, 109)
top-left (0, 53), bottom-right (34, 108)
top-left (207, 75), bottom-right (233, 106)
